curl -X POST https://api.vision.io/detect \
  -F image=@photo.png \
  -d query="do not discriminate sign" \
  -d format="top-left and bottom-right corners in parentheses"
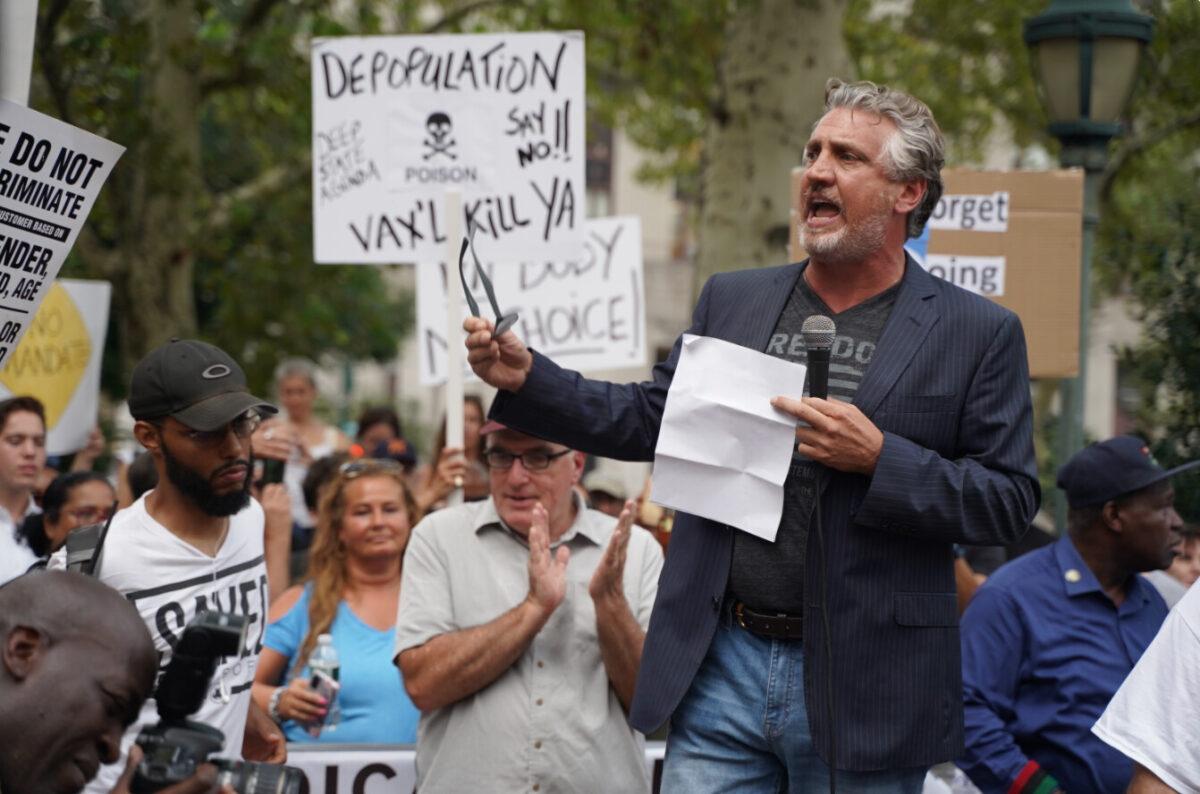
top-left (417, 216), bottom-right (646, 385)
top-left (311, 31), bottom-right (586, 265)
top-left (0, 100), bottom-right (123, 367)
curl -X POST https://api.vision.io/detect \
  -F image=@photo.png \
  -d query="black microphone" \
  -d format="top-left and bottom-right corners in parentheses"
top-left (801, 315), bottom-right (835, 399)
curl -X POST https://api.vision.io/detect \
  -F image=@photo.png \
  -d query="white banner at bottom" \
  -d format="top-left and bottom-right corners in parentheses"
top-left (286, 742), bottom-right (667, 793)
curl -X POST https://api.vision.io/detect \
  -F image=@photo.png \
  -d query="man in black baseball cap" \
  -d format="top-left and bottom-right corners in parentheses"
top-left (128, 338), bottom-right (277, 431)
top-left (959, 435), bottom-right (1193, 794)
top-left (73, 339), bottom-right (286, 794)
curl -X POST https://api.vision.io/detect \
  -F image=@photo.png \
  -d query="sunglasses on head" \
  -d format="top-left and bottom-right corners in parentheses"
top-left (339, 458), bottom-right (405, 478)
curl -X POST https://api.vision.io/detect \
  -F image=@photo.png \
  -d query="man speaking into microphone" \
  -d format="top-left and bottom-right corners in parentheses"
top-left (464, 79), bottom-right (1038, 792)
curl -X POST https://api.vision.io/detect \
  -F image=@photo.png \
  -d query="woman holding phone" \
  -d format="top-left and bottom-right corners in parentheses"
top-left (252, 458), bottom-right (421, 743)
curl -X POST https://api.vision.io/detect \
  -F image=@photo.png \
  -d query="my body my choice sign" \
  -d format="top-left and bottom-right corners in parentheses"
top-left (417, 216), bottom-right (645, 385)
top-left (311, 32), bottom-right (586, 264)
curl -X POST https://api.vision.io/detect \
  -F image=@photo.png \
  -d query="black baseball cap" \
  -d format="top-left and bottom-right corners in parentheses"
top-left (129, 339), bottom-right (277, 431)
top-left (1056, 435), bottom-right (1200, 509)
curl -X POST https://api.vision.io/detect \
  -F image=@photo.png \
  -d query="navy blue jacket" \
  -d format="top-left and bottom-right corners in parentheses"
top-left (491, 258), bottom-right (1040, 771)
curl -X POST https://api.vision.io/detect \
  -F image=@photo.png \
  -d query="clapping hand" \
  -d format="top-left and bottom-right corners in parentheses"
top-left (589, 499), bottom-right (635, 605)
top-left (525, 502), bottom-right (569, 616)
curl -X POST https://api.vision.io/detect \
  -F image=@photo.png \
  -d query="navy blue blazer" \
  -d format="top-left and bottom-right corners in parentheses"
top-left (491, 258), bottom-right (1040, 771)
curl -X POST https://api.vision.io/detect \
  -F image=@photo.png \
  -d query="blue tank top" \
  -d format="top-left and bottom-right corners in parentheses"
top-left (264, 584), bottom-right (419, 743)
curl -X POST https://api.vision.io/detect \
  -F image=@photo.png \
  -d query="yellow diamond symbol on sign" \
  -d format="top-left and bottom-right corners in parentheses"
top-left (0, 283), bottom-right (92, 430)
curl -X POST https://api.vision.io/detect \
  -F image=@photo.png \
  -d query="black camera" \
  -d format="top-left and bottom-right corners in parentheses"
top-left (132, 611), bottom-right (303, 794)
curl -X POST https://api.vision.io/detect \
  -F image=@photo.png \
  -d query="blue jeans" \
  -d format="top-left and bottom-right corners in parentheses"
top-left (661, 616), bottom-right (926, 793)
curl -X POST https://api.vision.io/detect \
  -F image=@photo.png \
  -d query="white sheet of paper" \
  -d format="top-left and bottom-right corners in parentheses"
top-left (650, 334), bottom-right (807, 541)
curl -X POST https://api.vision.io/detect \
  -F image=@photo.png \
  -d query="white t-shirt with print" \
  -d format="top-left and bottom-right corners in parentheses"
top-left (84, 494), bottom-right (269, 793)
top-left (0, 496), bottom-right (40, 585)
top-left (1093, 580), bottom-right (1200, 793)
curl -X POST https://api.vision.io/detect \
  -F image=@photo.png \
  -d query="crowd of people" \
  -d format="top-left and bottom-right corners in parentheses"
top-left (1, 77), bottom-right (1199, 794)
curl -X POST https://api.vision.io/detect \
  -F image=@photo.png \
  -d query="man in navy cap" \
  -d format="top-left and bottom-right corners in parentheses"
top-left (957, 436), bottom-right (1195, 794)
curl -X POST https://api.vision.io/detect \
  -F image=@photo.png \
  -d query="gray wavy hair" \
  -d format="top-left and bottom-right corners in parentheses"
top-left (274, 357), bottom-right (318, 388)
top-left (822, 78), bottom-right (945, 239)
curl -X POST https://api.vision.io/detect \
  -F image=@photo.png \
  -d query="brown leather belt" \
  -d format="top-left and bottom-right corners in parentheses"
top-left (733, 601), bottom-right (803, 641)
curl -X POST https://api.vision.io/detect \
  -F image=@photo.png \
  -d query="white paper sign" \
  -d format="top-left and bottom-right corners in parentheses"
top-left (0, 279), bottom-right (111, 455)
top-left (926, 191), bottom-right (1010, 232)
top-left (417, 215), bottom-right (645, 385)
top-left (285, 742), bottom-right (667, 793)
top-left (923, 253), bottom-right (1006, 296)
top-left (311, 32), bottom-right (586, 264)
top-left (0, 101), bottom-right (123, 368)
top-left (650, 335), bottom-right (807, 541)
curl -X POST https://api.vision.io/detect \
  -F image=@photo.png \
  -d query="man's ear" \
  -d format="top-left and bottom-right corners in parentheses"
top-left (894, 178), bottom-right (926, 215)
top-left (132, 420), bottom-right (161, 453)
top-left (1101, 500), bottom-right (1124, 533)
top-left (570, 452), bottom-right (586, 485)
top-left (3, 626), bottom-right (47, 681)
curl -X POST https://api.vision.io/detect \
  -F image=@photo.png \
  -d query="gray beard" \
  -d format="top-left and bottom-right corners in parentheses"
top-left (800, 210), bottom-right (888, 265)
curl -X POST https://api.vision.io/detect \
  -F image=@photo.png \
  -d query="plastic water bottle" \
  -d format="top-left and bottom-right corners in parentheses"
top-left (307, 633), bottom-right (341, 732)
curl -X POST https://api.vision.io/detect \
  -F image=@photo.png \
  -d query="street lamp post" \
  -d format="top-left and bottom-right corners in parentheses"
top-left (1023, 0), bottom-right (1154, 530)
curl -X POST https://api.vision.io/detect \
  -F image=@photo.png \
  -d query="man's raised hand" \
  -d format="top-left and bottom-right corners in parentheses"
top-left (525, 502), bottom-right (569, 616)
top-left (464, 316), bottom-right (533, 392)
top-left (589, 499), bottom-right (635, 604)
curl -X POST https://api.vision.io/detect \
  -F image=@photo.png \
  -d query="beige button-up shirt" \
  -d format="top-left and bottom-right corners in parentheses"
top-left (396, 497), bottom-right (663, 793)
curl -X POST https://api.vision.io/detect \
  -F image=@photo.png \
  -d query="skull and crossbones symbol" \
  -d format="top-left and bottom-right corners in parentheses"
top-left (423, 112), bottom-right (457, 161)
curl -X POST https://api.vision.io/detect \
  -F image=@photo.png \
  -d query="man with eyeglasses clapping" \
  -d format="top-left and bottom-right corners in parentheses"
top-left (396, 421), bottom-right (664, 794)
top-left (71, 339), bottom-right (287, 794)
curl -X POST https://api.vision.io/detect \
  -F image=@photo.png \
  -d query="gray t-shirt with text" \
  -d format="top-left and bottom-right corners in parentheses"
top-left (726, 274), bottom-right (898, 615)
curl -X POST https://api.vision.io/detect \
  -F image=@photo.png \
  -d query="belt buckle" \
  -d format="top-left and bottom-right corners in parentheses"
top-left (734, 602), bottom-right (748, 630)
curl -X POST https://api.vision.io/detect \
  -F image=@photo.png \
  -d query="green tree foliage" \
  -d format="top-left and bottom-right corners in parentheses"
top-left (847, 0), bottom-right (1200, 516)
top-left (494, 0), bottom-right (734, 185)
top-left (845, 0), bottom-right (1048, 169)
top-left (1101, 1), bottom-right (1200, 518)
top-left (33, 0), bottom-right (423, 395)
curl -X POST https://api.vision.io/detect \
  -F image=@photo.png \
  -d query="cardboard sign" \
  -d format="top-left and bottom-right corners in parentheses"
top-left (790, 168), bottom-right (1083, 378)
top-left (417, 216), bottom-right (645, 385)
top-left (311, 32), bottom-right (586, 264)
top-left (0, 279), bottom-right (110, 455)
top-left (0, 101), bottom-right (123, 368)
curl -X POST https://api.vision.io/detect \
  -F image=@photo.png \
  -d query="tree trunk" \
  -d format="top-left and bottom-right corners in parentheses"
top-left (113, 0), bottom-right (202, 371)
top-left (694, 0), bottom-right (851, 295)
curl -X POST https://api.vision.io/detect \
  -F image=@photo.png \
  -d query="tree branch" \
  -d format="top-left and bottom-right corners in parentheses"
top-left (199, 0), bottom-right (289, 98)
top-left (35, 0), bottom-right (75, 124)
top-left (204, 152), bottom-right (311, 234)
top-left (422, 0), bottom-right (523, 34)
top-left (1101, 109), bottom-right (1200, 199)
top-left (200, 65), bottom-right (267, 97)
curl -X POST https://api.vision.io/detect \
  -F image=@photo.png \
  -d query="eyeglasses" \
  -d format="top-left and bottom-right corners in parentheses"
top-left (166, 411), bottom-right (261, 447)
top-left (484, 448), bottom-right (571, 471)
top-left (66, 505), bottom-right (114, 524)
top-left (339, 458), bottom-right (405, 478)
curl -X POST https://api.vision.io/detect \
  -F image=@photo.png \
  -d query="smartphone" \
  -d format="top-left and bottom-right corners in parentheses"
top-left (306, 670), bottom-right (340, 737)
top-left (261, 457), bottom-right (286, 485)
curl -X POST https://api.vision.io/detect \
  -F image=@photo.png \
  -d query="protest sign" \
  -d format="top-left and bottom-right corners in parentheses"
top-left (311, 32), bottom-right (586, 265)
top-left (0, 279), bottom-right (110, 455)
top-left (417, 216), bottom-right (645, 385)
top-left (0, 100), bottom-right (123, 369)
top-left (285, 742), bottom-right (666, 793)
top-left (790, 168), bottom-right (1083, 378)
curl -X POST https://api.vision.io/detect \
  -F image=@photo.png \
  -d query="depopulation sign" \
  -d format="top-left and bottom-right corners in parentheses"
top-left (311, 31), bottom-right (586, 265)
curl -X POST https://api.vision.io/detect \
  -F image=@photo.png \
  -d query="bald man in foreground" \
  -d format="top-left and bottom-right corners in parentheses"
top-left (0, 571), bottom-right (228, 794)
